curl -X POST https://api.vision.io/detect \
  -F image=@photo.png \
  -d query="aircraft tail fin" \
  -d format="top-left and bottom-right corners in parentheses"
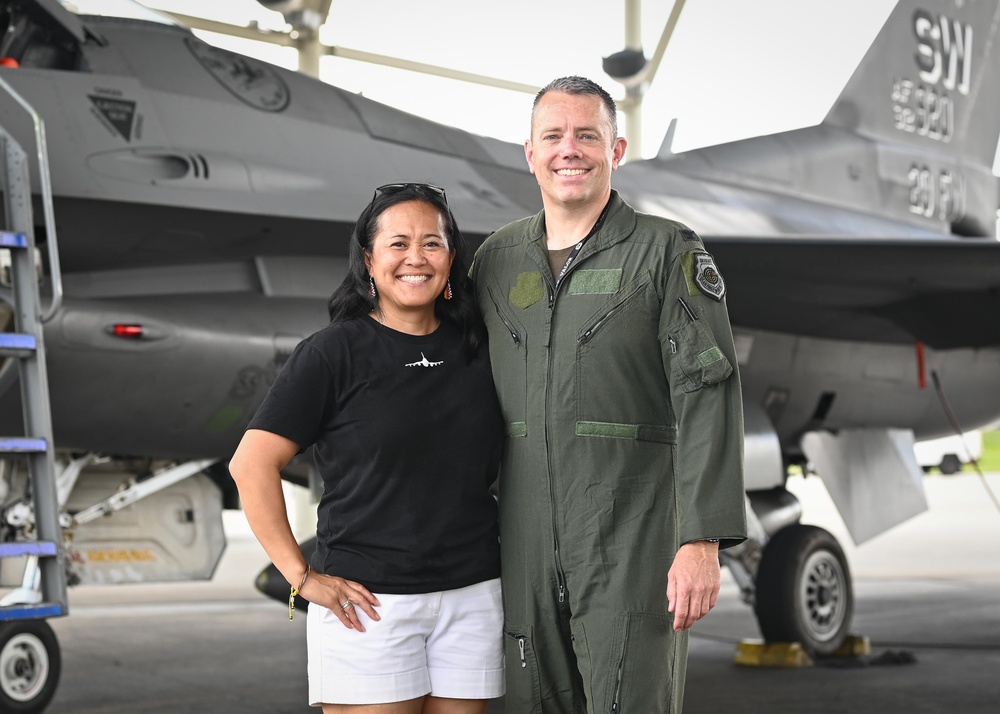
top-left (825, 0), bottom-right (1000, 170)
top-left (656, 118), bottom-right (678, 159)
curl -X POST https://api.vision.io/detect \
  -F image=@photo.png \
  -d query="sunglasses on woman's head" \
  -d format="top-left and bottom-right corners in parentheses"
top-left (373, 183), bottom-right (448, 204)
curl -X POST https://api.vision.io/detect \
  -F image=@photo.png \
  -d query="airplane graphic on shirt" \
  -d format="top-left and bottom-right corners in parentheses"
top-left (405, 353), bottom-right (444, 368)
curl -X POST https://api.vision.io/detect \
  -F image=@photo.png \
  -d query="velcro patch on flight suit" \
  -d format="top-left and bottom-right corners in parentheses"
top-left (682, 251), bottom-right (726, 301)
top-left (697, 346), bottom-right (726, 368)
top-left (510, 271), bottom-right (544, 309)
top-left (568, 269), bottom-right (622, 295)
top-left (507, 422), bottom-right (527, 438)
top-left (576, 421), bottom-right (678, 443)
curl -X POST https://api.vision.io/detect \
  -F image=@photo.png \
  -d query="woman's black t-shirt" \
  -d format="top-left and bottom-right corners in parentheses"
top-left (248, 316), bottom-right (503, 594)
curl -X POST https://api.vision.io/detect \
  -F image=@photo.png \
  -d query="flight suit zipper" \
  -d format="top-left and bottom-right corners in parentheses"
top-left (579, 304), bottom-right (622, 344)
top-left (545, 273), bottom-right (568, 605)
top-left (578, 278), bottom-right (645, 345)
top-left (610, 622), bottom-right (630, 713)
top-left (548, 325), bottom-right (567, 604)
top-left (488, 287), bottom-right (521, 347)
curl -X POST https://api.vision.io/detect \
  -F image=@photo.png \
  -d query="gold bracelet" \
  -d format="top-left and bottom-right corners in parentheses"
top-left (288, 565), bottom-right (310, 621)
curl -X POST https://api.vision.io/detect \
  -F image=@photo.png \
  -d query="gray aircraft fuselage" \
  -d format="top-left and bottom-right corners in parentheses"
top-left (0, 0), bottom-right (999, 472)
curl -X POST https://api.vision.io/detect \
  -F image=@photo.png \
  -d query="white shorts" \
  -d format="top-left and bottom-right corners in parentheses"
top-left (307, 577), bottom-right (504, 706)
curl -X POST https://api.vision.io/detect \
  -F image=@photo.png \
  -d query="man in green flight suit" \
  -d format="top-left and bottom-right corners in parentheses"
top-left (470, 76), bottom-right (747, 713)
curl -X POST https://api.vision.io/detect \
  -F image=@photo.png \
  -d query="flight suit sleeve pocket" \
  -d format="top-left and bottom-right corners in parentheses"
top-left (664, 318), bottom-right (733, 393)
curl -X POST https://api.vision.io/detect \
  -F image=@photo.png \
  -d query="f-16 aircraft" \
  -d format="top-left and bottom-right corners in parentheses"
top-left (1, 0), bottom-right (999, 711)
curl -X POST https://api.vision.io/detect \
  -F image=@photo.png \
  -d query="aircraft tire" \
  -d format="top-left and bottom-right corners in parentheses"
top-left (752, 524), bottom-right (854, 657)
top-left (938, 454), bottom-right (962, 475)
top-left (0, 620), bottom-right (61, 714)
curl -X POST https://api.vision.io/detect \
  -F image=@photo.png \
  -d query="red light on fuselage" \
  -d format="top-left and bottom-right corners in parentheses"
top-left (112, 324), bottom-right (144, 338)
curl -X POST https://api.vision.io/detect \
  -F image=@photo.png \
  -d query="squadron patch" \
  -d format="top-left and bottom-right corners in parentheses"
top-left (693, 252), bottom-right (726, 301)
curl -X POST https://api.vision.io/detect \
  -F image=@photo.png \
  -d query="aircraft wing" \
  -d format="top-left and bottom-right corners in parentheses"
top-left (705, 235), bottom-right (1000, 349)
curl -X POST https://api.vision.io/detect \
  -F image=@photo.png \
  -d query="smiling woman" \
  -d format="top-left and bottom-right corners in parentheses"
top-left (228, 181), bottom-right (506, 712)
top-left (364, 190), bottom-right (454, 334)
top-left (328, 182), bottom-right (481, 351)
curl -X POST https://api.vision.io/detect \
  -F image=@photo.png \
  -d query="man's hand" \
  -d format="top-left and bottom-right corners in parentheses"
top-left (666, 540), bottom-right (721, 632)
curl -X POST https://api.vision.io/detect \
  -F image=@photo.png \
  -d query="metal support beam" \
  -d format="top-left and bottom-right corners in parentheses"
top-left (324, 46), bottom-right (540, 95)
top-left (622, 0), bottom-right (644, 161)
top-left (617, 0), bottom-right (687, 161)
top-left (163, 12), bottom-right (296, 46)
top-left (71, 459), bottom-right (218, 527)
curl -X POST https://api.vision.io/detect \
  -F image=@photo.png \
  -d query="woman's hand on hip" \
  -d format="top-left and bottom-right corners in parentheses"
top-left (302, 573), bottom-right (381, 632)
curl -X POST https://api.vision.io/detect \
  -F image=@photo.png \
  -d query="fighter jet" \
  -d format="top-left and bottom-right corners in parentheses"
top-left (0, 0), bottom-right (999, 711)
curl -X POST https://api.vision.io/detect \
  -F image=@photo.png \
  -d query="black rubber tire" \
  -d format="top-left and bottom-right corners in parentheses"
top-left (753, 524), bottom-right (854, 657)
top-left (0, 620), bottom-right (61, 714)
top-left (938, 454), bottom-right (962, 475)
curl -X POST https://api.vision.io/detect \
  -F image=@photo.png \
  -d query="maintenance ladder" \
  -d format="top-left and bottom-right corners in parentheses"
top-left (0, 76), bottom-right (66, 623)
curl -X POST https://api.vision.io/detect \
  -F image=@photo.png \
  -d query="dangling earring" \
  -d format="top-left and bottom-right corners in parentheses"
top-left (369, 277), bottom-right (377, 299)
top-left (443, 279), bottom-right (453, 301)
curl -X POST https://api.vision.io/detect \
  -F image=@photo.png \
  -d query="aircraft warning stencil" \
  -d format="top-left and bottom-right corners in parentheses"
top-left (88, 94), bottom-right (137, 141)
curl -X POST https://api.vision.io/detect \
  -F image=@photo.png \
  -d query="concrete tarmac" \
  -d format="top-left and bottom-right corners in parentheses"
top-left (45, 472), bottom-right (1000, 713)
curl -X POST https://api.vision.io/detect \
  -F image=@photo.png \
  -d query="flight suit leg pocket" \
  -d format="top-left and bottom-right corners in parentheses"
top-left (605, 611), bottom-right (676, 713)
top-left (504, 623), bottom-right (542, 713)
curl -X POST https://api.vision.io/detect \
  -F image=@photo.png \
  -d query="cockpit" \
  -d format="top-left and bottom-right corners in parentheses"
top-left (0, 0), bottom-right (177, 70)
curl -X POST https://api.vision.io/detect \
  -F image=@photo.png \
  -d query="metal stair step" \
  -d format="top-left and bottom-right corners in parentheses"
top-left (0, 541), bottom-right (58, 558)
top-left (0, 436), bottom-right (48, 453)
top-left (0, 230), bottom-right (27, 248)
top-left (0, 602), bottom-right (66, 621)
top-left (0, 332), bottom-right (37, 356)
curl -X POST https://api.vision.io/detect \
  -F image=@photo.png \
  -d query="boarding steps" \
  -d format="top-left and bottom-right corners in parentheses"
top-left (0, 76), bottom-right (66, 628)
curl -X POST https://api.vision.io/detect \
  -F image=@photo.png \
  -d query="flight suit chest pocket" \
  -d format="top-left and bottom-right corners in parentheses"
top-left (665, 317), bottom-right (733, 393)
top-left (576, 273), bottom-right (652, 347)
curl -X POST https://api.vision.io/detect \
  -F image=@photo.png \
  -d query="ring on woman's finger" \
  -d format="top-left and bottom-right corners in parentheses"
top-left (341, 599), bottom-right (352, 610)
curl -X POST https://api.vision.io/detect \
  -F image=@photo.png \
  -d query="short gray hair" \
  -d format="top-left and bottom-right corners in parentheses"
top-left (531, 76), bottom-right (619, 138)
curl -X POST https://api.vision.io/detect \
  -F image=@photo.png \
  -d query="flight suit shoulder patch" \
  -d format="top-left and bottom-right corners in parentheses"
top-left (682, 250), bottom-right (726, 301)
top-left (510, 271), bottom-right (544, 309)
